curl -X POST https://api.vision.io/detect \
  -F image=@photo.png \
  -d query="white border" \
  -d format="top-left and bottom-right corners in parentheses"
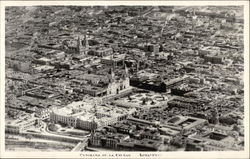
top-left (0, 1), bottom-right (249, 158)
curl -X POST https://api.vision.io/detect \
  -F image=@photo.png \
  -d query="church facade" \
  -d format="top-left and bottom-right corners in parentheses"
top-left (106, 66), bottom-right (130, 96)
top-left (75, 66), bottom-right (130, 97)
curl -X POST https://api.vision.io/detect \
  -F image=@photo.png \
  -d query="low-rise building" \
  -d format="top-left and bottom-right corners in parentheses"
top-left (50, 100), bottom-right (136, 131)
top-left (6, 113), bottom-right (40, 134)
top-left (73, 66), bottom-right (130, 97)
top-left (186, 131), bottom-right (243, 151)
top-left (101, 54), bottom-right (125, 67)
top-left (88, 47), bottom-right (113, 57)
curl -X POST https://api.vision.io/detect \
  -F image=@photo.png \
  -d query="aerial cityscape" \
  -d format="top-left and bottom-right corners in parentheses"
top-left (5, 6), bottom-right (244, 152)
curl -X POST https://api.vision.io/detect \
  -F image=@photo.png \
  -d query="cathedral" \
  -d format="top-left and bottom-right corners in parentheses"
top-left (106, 65), bottom-right (130, 95)
top-left (79, 65), bottom-right (130, 97)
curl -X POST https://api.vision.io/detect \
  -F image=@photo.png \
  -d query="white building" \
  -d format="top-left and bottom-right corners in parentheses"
top-left (50, 100), bottom-right (136, 131)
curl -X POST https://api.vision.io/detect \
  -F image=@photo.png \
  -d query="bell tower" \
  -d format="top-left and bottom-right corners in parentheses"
top-left (77, 36), bottom-right (81, 54)
top-left (109, 68), bottom-right (115, 83)
top-left (84, 34), bottom-right (89, 49)
top-left (123, 64), bottom-right (129, 79)
top-left (77, 34), bottom-right (89, 54)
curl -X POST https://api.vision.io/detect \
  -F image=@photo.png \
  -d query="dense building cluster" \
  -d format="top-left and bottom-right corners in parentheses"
top-left (5, 6), bottom-right (244, 151)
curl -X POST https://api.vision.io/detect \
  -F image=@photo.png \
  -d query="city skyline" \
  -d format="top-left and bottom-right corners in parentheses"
top-left (1, 2), bottom-right (249, 159)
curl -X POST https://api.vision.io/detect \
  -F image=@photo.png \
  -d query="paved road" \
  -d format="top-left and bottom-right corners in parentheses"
top-left (71, 139), bottom-right (89, 151)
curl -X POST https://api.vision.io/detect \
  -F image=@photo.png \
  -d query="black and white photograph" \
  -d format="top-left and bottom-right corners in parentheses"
top-left (0, 1), bottom-right (249, 159)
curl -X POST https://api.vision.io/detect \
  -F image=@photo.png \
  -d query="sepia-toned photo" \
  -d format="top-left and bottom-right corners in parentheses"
top-left (0, 1), bottom-right (249, 159)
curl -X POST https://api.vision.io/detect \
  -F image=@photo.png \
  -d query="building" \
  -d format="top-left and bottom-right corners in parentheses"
top-left (204, 55), bottom-right (225, 64)
top-left (50, 100), bottom-right (136, 131)
top-left (89, 128), bottom-right (163, 151)
top-left (9, 60), bottom-right (31, 73)
top-left (167, 116), bottom-right (207, 131)
top-left (130, 77), bottom-right (167, 93)
top-left (170, 86), bottom-right (194, 96)
top-left (73, 66), bottom-right (130, 97)
top-left (130, 70), bottom-right (167, 92)
top-left (198, 47), bottom-right (225, 64)
top-left (164, 75), bottom-right (189, 90)
top-left (35, 108), bottom-right (51, 120)
top-left (90, 132), bottom-right (129, 149)
top-left (5, 113), bottom-right (40, 134)
top-left (126, 117), bottom-right (155, 126)
top-left (33, 57), bottom-right (51, 65)
top-left (62, 35), bottom-right (89, 54)
top-left (186, 131), bottom-right (243, 151)
top-left (101, 54), bottom-right (125, 67)
top-left (106, 66), bottom-right (130, 95)
top-left (144, 43), bottom-right (160, 53)
top-left (210, 108), bottom-right (219, 124)
top-left (133, 138), bottom-right (163, 151)
top-left (88, 47), bottom-right (113, 57)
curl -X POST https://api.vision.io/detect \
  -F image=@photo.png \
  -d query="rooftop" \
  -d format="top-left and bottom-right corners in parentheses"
top-left (102, 54), bottom-right (126, 61)
top-left (52, 99), bottom-right (136, 123)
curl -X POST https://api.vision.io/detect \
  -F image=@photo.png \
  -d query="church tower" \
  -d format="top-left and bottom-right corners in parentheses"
top-left (123, 64), bottom-right (129, 79)
top-left (211, 108), bottom-right (219, 124)
top-left (109, 68), bottom-right (115, 83)
top-left (77, 34), bottom-right (89, 54)
top-left (83, 34), bottom-right (89, 49)
top-left (123, 64), bottom-right (130, 89)
top-left (77, 36), bottom-right (82, 54)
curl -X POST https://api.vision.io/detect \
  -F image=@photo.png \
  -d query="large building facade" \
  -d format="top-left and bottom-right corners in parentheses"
top-left (78, 66), bottom-right (130, 97)
top-left (50, 101), bottom-right (136, 131)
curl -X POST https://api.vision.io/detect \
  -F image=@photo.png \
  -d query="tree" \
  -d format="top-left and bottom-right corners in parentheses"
top-left (48, 123), bottom-right (59, 132)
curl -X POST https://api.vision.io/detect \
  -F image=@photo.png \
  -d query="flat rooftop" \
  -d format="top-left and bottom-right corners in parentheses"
top-left (52, 99), bottom-right (136, 123)
top-left (6, 113), bottom-right (37, 127)
top-left (168, 115), bottom-right (206, 130)
top-left (102, 54), bottom-right (125, 61)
